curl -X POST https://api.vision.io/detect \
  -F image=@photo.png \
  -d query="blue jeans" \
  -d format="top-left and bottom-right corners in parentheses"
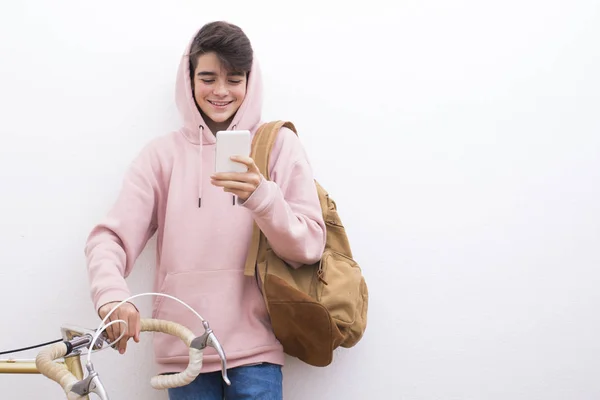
top-left (167, 363), bottom-right (283, 400)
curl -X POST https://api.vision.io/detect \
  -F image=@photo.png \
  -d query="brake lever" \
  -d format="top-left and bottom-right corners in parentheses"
top-left (190, 321), bottom-right (230, 386)
top-left (70, 362), bottom-right (109, 399)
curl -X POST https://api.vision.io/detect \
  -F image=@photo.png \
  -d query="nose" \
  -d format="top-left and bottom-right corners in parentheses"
top-left (213, 81), bottom-right (228, 97)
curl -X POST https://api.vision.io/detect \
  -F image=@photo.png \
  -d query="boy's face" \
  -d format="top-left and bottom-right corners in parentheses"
top-left (192, 52), bottom-right (247, 131)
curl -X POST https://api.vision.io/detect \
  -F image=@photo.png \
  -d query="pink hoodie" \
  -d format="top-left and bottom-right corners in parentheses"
top-left (84, 28), bottom-right (326, 374)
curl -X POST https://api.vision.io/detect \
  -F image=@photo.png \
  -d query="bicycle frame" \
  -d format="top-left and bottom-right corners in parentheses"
top-left (0, 353), bottom-right (88, 400)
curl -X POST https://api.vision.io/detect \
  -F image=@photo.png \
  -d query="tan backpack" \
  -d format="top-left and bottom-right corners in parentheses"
top-left (244, 120), bottom-right (369, 367)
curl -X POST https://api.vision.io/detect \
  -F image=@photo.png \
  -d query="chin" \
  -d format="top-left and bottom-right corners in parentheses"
top-left (209, 114), bottom-right (233, 123)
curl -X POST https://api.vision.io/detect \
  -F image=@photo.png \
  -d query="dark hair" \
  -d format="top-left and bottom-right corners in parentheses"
top-left (189, 21), bottom-right (253, 78)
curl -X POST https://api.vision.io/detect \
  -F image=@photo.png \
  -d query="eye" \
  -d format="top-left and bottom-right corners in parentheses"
top-left (228, 79), bottom-right (242, 84)
top-left (201, 79), bottom-right (215, 84)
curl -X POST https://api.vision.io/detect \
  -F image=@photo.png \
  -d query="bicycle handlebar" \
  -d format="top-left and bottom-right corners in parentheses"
top-left (35, 341), bottom-right (80, 399)
top-left (35, 318), bottom-right (229, 399)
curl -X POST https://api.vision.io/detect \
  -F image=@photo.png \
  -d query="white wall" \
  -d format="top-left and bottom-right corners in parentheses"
top-left (1, 0), bottom-right (599, 399)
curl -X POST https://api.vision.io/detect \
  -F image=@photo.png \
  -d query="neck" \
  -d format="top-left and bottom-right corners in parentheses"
top-left (201, 111), bottom-right (234, 135)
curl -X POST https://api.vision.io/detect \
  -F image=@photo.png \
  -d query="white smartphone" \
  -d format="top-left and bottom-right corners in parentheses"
top-left (215, 130), bottom-right (251, 173)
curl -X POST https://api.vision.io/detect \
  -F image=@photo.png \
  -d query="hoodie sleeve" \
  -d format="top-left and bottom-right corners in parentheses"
top-left (84, 142), bottom-right (160, 312)
top-left (241, 127), bottom-right (326, 267)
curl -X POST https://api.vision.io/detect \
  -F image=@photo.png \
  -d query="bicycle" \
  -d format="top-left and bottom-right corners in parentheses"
top-left (0, 293), bottom-right (230, 399)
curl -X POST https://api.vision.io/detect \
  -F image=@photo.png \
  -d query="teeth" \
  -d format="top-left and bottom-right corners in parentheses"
top-left (210, 101), bottom-right (230, 106)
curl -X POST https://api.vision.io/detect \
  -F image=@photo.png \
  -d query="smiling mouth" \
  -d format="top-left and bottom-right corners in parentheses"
top-left (208, 100), bottom-right (233, 107)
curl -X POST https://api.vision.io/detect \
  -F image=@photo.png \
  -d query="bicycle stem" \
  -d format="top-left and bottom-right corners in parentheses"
top-left (60, 328), bottom-right (111, 399)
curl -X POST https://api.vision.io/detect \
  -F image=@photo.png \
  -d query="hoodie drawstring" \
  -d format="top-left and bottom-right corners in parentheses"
top-left (198, 125), bottom-right (204, 208)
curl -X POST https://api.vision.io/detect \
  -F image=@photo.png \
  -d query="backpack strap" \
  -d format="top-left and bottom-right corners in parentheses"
top-left (250, 120), bottom-right (297, 179)
top-left (244, 120), bottom-right (297, 277)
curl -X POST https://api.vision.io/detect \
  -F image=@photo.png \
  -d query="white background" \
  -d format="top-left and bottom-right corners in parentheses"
top-left (1, 0), bottom-right (599, 399)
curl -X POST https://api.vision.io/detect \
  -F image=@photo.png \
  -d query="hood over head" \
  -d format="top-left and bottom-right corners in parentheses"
top-left (173, 24), bottom-right (263, 207)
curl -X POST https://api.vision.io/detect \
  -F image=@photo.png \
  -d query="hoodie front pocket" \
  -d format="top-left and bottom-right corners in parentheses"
top-left (152, 271), bottom-right (217, 326)
top-left (150, 269), bottom-right (277, 362)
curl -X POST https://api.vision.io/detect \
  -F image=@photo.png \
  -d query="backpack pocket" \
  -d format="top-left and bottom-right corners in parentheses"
top-left (316, 250), bottom-right (364, 328)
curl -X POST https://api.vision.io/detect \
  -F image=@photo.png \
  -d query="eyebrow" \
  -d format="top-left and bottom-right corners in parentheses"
top-left (196, 71), bottom-right (245, 77)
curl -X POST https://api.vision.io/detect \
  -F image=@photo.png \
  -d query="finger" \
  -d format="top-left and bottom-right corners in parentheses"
top-left (211, 166), bottom-right (261, 182)
top-left (129, 311), bottom-right (140, 343)
top-left (118, 323), bottom-right (128, 354)
top-left (224, 188), bottom-right (248, 200)
top-left (115, 311), bottom-right (126, 351)
top-left (213, 180), bottom-right (256, 192)
top-left (229, 155), bottom-right (253, 166)
top-left (211, 172), bottom-right (261, 187)
top-left (231, 156), bottom-right (260, 174)
top-left (107, 309), bottom-right (118, 343)
top-left (211, 172), bottom-right (248, 181)
top-left (110, 309), bottom-right (126, 354)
